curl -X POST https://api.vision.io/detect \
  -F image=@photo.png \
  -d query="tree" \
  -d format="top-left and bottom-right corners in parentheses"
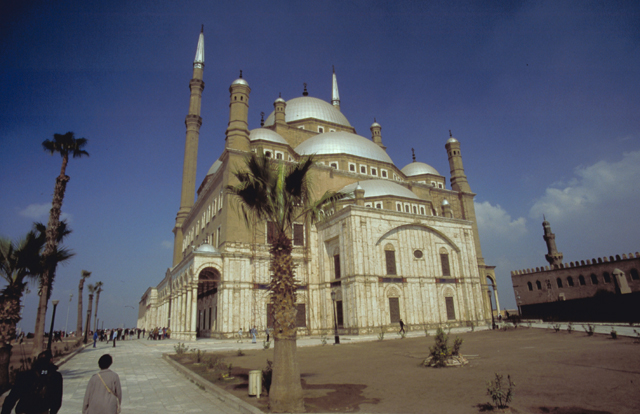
top-left (84, 284), bottom-right (95, 344)
top-left (77, 270), bottom-right (91, 336)
top-left (227, 153), bottom-right (343, 412)
top-left (33, 132), bottom-right (89, 355)
top-left (0, 224), bottom-right (72, 392)
top-left (93, 281), bottom-right (103, 331)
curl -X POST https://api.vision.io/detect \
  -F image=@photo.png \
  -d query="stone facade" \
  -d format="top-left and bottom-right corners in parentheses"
top-left (138, 30), bottom-right (498, 340)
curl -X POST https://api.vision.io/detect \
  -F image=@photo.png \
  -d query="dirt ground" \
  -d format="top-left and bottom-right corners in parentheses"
top-left (180, 328), bottom-right (640, 414)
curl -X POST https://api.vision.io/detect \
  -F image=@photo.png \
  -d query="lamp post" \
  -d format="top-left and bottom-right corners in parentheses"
top-left (330, 291), bottom-right (340, 345)
top-left (47, 300), bottom-right (60, 351)
top-left (65, 293), bottom-right (72, 337)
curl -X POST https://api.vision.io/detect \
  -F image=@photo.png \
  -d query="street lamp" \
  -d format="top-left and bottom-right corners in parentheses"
top-left (47, 300), bottom-right (60, 351)
top-left (65, 293), bottom-right (73, 337)
top-left (330, 291), bottom-right (340, 345)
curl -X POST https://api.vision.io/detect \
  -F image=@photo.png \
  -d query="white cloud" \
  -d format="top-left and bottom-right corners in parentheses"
top-left (19, 203), bottom-right (72, 222)
top-left (530, 150), bottom-right (640, 223)
top-left (474, 201), bottom-right (527, 241)
top-left (161, 240), bottom-right (172, 249)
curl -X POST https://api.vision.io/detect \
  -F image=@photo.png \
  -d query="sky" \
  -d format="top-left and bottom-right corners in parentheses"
top-left (1, 0), bottom-right (639, 332)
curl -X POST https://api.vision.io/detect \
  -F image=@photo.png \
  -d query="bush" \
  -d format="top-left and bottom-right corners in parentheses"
top-left (204, 354), bottom-right (226, 371)
top-left (262, 360), bottom-right (273, 393)
top-left (378, 331), bottom-right (385, 341)
top-left (320, 336), bottom-right (328, 345)
top-left (633, 329), bottom-right (640, 344)
top-left (583, 324), bottom-right (595, 336)
top-left (553, 324), bottom-right (561, 333)
top-left (486, 373), bottom-right (515, 409)
top-left (399, 331), bottom-right (406, 339)
top-left (236, 348), bottom-right (245, 356)
top-left (452, 337), bottom-right (463, 356)
top-left (567, 322), bottom-right (573, 334)
top-left (262, 340), bottom-right (271, 350)
top-left (174, 342), bottom-right (190, 356)
top-left (428, 328), bottom-right (450, 368)
top-left (610, 327), bottom-right (617, 339)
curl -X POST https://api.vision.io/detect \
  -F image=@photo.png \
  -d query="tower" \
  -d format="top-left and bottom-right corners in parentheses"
top-left (445, 132), bottom-right (471, 193)
top-left (331, 66), bottom-right (340, 111)
top-left (543, 218), bottom-right (563, 267)
top-left (173, 27), bottom-right (205, 265)
top-left (274, 93), bottom-right (286, 125)
top-left (370, 119), bottom-right (386, 149)
top-left (225, 71), bottom-right (251, 152)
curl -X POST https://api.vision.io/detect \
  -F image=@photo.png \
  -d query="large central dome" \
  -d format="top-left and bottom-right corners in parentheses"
top-left (295, 131), bottom-right (394, 164)
top-left (263, 96), bottom-right (351, 127)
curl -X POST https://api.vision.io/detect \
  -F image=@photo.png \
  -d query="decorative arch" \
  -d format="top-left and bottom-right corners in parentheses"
top-left (375, 223), bottom-right (460, 253)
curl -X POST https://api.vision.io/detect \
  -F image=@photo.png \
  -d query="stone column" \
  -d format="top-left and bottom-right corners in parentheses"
top-left (190, 284), bottom-right (198, 339)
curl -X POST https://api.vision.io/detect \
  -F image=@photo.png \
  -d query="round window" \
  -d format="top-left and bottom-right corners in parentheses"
top-left (414, 250), bottom-right (423, 259)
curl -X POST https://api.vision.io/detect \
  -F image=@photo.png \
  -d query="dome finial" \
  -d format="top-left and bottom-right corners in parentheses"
top-left (449, 129), bottom-right (452, 137)
top-left (412, 148), bottom-right (416, 162)
top-left (260, 112), bottom-right (265, 127)
top-left (239, 70), bottom-right (243, 78)
top-left (302, 83), bottom-right (308, 96)
top-left (279, 92), bottom-right (281, 98)
top-left (201, 24), bottom-right (204, 33)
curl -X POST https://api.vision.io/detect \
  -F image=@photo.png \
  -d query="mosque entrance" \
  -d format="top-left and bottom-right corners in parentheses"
top-left (197, 267), bottom-right (220, 338)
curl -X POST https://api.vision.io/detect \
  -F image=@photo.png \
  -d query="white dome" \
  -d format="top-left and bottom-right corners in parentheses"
top-left (340, 179), bottom-right (419, 200)
top-left (195, 244), bottom-right (220, 254)
top-left (232, 78), bottom-right (248, 86)
top-left (295, 131), bottom-right (393, 164)
top-left (401, 162), bottom-right (440, 177)
top-left (249, 128), bottom-right (288, 145)
top-left (263, 96), bottom-right (351, 127)
top-left (447, 137), bottom-right (458, 144)
top-left (207, 160), bottom-right (222, 176)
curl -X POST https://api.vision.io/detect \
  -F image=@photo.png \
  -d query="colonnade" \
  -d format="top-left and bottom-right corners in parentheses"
top-left (168, 282), bottom-right (199, 340)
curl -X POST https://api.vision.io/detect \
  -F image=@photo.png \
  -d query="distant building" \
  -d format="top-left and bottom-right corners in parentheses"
top-left (138, 29), bottom-right (499, 340)
top-left (511, 219), bottom-right (640, 322)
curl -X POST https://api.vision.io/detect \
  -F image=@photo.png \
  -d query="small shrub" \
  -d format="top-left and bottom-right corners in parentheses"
top-left (427, 327), bottom-right (450, 368)
top-left (378, 331), bottom-right (385, 341)
top-left (320, 336), bottom-right (328, 346)
top-left (553, 324), bottom-right (561, 333)
top-left (192, 349), bottom-right (206, 363)
top-left (204, 354), bottom-right (226, 370)
top-left (236, 348), bottom-right (245, 356)
top-left (567, 322), bottom-right (573, 334)
top-left (452, 337), bottom-right (463, 356)
top-left (262, 340), bottom-right (271, 350)
top-left (174, 342), bottom-right (190, 356)
top-left (262, 360), bottom-right (273, 393)
top-left (610, 327), bottom-right (617, 339)
top-left (486, 373), bottom-right (516, 409)
top-left (583, 324), bottom-right (595, 336)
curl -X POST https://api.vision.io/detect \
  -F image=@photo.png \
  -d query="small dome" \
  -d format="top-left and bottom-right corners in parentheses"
top-left (249, 128), bottom-right (288, 145)
top-left (274, 96), bottom-right (286, 103)
top-left (371, 121), bottom-right (381, 128)
top-left (232, 78), bottom-right (249, 86)
top-left (447, 137), bottom-right (458, 144)
top-left (340, 179), bottom-right (419, 200)
top-left (355, 182), bottom-right (363, 191)
top-left (207, 160), bottom-right (222, 176)
top-left (195, 244), bottom-right (220, 254)
top-left (295, 131), bottom-right (393, 164)
top-left (441, 199), bottom-right (450, 206)
top-left (401, 162), bottom-right (440, 177)
top-left (264, 96), bottom-right (351, 127)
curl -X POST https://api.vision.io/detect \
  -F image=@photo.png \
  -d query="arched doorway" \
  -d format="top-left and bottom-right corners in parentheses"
top-left (486, 275), bottom-right (500, 327)
top-left (197, 267), bottom-right (220, 338)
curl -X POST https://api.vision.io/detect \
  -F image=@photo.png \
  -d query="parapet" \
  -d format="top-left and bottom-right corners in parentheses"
top-left (511, 251), bottom-right (640, 276)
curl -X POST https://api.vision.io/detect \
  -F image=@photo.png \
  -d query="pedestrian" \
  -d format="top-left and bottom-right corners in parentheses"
top-left (399, 318), bottom-right (405, 334)
top-left (251, 326), bottom-right (257, 344)
top-left (93, 330), bottom-right (98, 348)
top-left (112, 329), bottom-right (117, 348)
top-left (82, 354), bottom-right (122, 414)
top-left (265, 327), bottom-right (270, 342)
top-left (1, 350), bottom-right (63, 414)
top-left (238, 328), bottom-right (243, 343)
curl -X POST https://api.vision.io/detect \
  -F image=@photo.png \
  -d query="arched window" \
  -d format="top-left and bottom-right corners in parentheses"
top-left (631, 269), bottom-right (639, 281)
top-left (385, 244), bottom-right (397, 276)
top-left (603, 272), bottom-right (611, 283)
top-left (556, 278), bottom-right (563, 288)
top-left (590, 274), bottom-right (599, 285)
top-left (536, 280), bottom-right (542, 290)
top-left (439, 247), bottom-right (451, 277)
top-left (578, 275), bottom-right (586, 286)
top-left (527, 281), bottom-right (533, 291)
top-left (567, 276), bottom-right (574, 287)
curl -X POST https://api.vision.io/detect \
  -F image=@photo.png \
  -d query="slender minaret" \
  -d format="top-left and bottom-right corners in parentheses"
top-left (331, 66), bottom-right (340, 111)
top-left (370, 118), bottom-right (385, 149)
top-left (225, 71), bottom-right (251, 152)
top-left (445, 131), bottom-right (471, 193)
top-left (543, 217), bottom-right (563, 267)
top-left (173, 27), bottom-right (205, 265)
top-left (274, 93), bottom-right (286, 125)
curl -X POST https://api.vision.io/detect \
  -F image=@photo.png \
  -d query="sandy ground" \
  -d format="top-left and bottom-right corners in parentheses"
top-left (189, 328), bottom-right (640, 414)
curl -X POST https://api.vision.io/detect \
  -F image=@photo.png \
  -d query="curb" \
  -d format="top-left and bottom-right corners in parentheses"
top-left (162, 353), bottom-right (264, 414)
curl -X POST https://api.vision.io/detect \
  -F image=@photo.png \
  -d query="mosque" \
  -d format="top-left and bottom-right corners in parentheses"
top-left (137, 29), bottom-right (499, 340)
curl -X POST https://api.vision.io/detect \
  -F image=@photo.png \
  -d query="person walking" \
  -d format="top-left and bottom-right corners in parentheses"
top-left (93, 330), bottom-right (98, 348)
top-left (251, 326), bottom-right (257, 344)
top-left (265, 327), bottom-right (270, 342)
top-left (1, 350), bottom-right (63, 414)
top-left (82, 354), bottom-right (122, 414)
top-left (111, 330), bottom-right (117, 348)
top-left (399, 319), bottom-right (405, 334)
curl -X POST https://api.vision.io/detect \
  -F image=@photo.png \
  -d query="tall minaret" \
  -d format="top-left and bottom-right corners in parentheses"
top-left (445, 131), bottom-right (471, 193)
top-left (331, 66), bottom-right (340, 111)
top-left (173, 27), bottom-right (205, 266)
top-left (543, 217), bottom-right (563, 267)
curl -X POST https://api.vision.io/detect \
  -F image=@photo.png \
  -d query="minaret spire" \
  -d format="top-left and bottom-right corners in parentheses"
top-left (332, 65), bottom-right (341, 111)
top-left (173, 28), bottom-right (206, 265)
top-left (543, 217), bottom-right (563, 267)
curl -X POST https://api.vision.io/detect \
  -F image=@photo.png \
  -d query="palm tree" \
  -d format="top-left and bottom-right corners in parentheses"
top-left (93, 281), bottom-right (103, 331)
top-left (0, 224), bottom-right (72, 392)
top-left (84, 284), bottom-right (95, 344)
top-left (227, 153), bottom-right (343, 412)
top-left (33, 132), bottom-right (89, 355)
top-left (77, 270), bottom-right (91, 336)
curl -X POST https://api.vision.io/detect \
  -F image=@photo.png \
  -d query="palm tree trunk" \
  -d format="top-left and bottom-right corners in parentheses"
top-left (93, 292), bottom-right (100, 331)
top-left (32, 174), bottom-right (69, 356)
top-left (268, 233), bottom-right (304, 413)
top-left (84, 294), bottom-right (94, 344)
top-left (77, 278), bottom-right (85, 336)
top-left (0, 284), bottom-right (25, 392)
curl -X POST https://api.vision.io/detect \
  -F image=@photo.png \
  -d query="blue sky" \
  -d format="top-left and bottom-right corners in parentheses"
top-left (1, 0), bottom-right (639, 332)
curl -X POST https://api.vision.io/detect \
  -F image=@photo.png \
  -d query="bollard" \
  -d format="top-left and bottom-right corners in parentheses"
top-left (248, 370), bottom-right (262, 398)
